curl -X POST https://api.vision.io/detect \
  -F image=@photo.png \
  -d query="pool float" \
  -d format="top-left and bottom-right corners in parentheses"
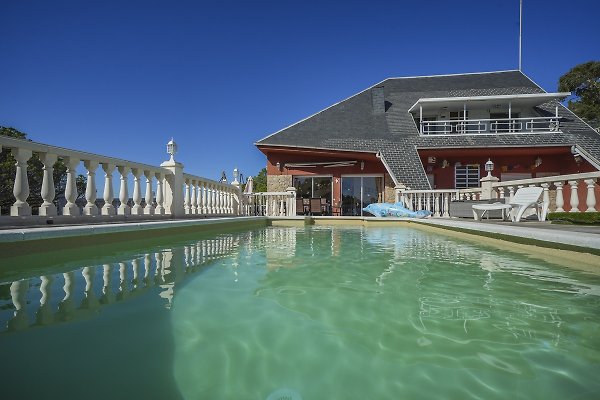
top-left (362, 202), bottom-right (432, 218)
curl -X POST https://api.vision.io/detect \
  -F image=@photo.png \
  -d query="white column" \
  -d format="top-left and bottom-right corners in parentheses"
top-left (39, 153), bottom-right (58, 216)
top-left (201, 182), bottom-right (207, 214)
top-left (191, 181), bottom-right (198, 214)
top-left (184, 179), bottom-right (191, 214)
top-left (568, 180), bottom-right (579, 213)
top-left (83, 160), bottom-right (99, 216)
top-left (155, 173), bottom-right (165, 215)
top-left (554, 181), bottom-right (564, 212)
top-left (507, 186), bottom-right (515, 204)
top-left (101, 163), bottom-right (116, 215)
top-left (117, 166), bottom-right (131, 215)
top-left (11, 148), bottom-right (32, 216)
top-left (144, 171), bottom-right (155, 215)
top-left (443, 192), bottom-right (450, 218)
top-left (584, 179), bottom-right (597, 212)
top-left (541, 183), bottom-right (550, 208)
top-left (62, 156), bottom-right (80, 216)
top-left (206, 184), bottom-right (213, 214)
top-left (131, 168), bottom-right (143, 215)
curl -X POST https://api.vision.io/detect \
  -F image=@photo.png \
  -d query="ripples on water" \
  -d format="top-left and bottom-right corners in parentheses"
top-left (1, 226), bottom-right (600, 399)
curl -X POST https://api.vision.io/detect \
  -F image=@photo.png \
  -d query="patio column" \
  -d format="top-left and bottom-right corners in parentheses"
top-left (117, 166), bottom-right (131, 215)
top-left (11, 148), bottom-right (32, 216)
top-left (184, 179), bottom-right (192, 214)
top-left (191, 181), bottom-right (198, 214)
top-left (144, 171), bottom-right (155, 215)
top-left (62, 157), bottom-right (80, 216)
top-left (155, 172), bottom-right (165, 215)
top-left (568, 180), bottom-right (579, 213)
top-left (585, 179), bottom-right (597, 212)
top-left (131, 168), bottom-right (143, 215)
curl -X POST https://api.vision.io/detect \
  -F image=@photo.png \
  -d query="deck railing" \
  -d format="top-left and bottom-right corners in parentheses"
top-left (0, 135), bottom-right (241, 219)
top-left (398, 171), bottom-right (600, 217)
top-left (421, 116), bottom-right (560, 135)
top-left (243, 190), bottom-right (296, 217)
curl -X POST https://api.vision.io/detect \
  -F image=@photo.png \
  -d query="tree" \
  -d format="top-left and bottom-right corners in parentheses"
top-left (558, 61), bottom-right (600, 130)
top-left (253, 167), bottom-right (267, 192)
top-left (0, 126), bottom-right (86, 214)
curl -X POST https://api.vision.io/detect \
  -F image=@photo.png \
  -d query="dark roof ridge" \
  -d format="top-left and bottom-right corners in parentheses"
top-left (383, 69), bottom-right (521, 81)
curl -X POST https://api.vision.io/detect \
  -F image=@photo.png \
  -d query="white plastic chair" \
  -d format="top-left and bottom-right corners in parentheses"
top-left (472, 186), bottom-right (547, 222)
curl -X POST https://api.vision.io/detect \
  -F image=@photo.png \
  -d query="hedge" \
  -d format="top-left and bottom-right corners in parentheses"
top-left (547, 212), bottom-right (600, 225)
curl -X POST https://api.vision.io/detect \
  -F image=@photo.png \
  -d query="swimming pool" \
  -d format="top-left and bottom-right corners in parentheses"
top-left (1, 225), bottom-right (599, 399)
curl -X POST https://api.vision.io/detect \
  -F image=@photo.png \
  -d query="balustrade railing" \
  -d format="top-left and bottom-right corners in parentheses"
top-left (420, 116), bottom-right (560, 135)
top-left (243, 191), bottom-right (296, 216)
top-left (0, 135), bottom-right (241, 219)
top-left (398, 171), bottom-right (600, 218)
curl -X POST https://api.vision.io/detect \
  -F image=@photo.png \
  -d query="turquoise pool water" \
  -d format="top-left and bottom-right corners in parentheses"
top-left (1, 226), bottom-right (599, 399)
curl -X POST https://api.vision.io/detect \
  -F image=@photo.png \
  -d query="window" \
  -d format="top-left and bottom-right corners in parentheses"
top-left (455, 165), bottom-right (480, 189)
top-left (341, 176), bottom-right (383, 216)
top-left (293, 176), bottom-right (332, 202)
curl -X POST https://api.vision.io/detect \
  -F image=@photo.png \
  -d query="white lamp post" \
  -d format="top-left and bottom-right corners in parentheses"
top-left (167, 138), bottom-right (177, 162)
top-left (232, 168), bottom-right (240, 185)
top-left (485, 158), bottom-right (494, 178)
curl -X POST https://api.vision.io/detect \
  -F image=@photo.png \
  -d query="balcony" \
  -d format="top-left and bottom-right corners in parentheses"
top-left (420, 116), bottom-right (561, 135)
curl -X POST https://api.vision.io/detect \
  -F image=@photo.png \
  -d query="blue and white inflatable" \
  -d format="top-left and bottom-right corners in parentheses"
top-left (363, 202), bottom-right (432, 218)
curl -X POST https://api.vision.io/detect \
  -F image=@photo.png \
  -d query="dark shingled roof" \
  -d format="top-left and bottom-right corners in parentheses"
top-left (256, 70), bottom-right (600, 189)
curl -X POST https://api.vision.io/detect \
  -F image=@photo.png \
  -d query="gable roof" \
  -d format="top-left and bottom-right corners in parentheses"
top-left (256, 70), bottom-right (600, 189)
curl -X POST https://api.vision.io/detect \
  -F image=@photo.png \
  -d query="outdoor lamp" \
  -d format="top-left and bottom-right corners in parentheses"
top-left (167, 138), bottom-right (177, 162)
top-left (232, 168), bottom-right (239, 185)
top-left (485, 158), bottom-right (494, 177)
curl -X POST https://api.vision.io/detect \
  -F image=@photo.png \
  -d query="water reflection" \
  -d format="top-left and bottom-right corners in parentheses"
top-left (0, 233), bottom-right (242, 333)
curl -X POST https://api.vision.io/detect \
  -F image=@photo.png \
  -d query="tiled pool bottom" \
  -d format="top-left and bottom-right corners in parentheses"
top-left (1, 226), bottom-right (600, 399)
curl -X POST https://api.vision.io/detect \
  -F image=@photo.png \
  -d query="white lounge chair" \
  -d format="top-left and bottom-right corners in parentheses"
top-left (472, 186), bottom-right (548, 222)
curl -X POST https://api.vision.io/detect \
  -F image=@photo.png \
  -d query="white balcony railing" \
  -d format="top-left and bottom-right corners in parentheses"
top-left (243, 191), bottom-right (297, 217)
top-left (420, 116), bottom-right (561, 135)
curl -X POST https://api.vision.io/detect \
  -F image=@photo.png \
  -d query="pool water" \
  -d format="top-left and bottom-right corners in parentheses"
top-left (1, 226), bottom-right (600, 399)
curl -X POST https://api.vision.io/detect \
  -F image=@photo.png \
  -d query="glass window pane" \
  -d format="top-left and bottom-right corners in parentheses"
top-left (293, 177), bottom-right (312, 198)
top-left (342, 177), bottom-right (361, 216)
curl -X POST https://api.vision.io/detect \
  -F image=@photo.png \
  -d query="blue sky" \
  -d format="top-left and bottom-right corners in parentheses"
top-left (2, 0), bottom-right (599, 181)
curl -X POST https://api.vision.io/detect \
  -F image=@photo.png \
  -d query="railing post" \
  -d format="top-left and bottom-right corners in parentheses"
top-left (131, 168), bottom-right (143, 215)
top-left (155, 172), bottom-right (165, 215)
top-left (101, 163), bottom-right (116, 215)
top-left (117, 166), bottom-right (131, 215)
top-left (160, 155), bottom-right (184, 216)
top-left (568, 180), bottom-right (579, 213)
top-left (286, 187), bottom-right (297, 216)
top-left (143, 170), bottom-right (155, 215)
top-left (11, 148), bottom-right (32, 216)
top-left (480, 173), bottom-right (499, 200)
top-left (63, 156), bottom-right (80, 216)
top-left (554, 181), bottom-right (564, 212)
top-left (39, 153), bottom-right (58, 216)
top-left (191, 181), bottom-right (198, 214)
top-left (83, 160), bottom-right (99, 216)
top-left (584, 179), bottom-right (597, 212)
top-left (184, 178), bottom-right (191, 214)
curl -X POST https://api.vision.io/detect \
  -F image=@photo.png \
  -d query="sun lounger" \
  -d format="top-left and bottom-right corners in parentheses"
top-left (472, 186), bottom-right (547, 222)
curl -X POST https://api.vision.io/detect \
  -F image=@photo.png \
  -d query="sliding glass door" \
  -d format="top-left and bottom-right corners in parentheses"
top-left (341, 176), bottom-right (383, 216)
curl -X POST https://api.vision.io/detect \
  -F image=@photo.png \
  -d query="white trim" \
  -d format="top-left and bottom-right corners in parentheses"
top-left (375, 151), bottom-right (399, 186)
top-left (408, 92), bottom-right (571, 113)
top-left (255, 143), bottom-right (377, 154)
top-left (572, 144), bottom-right (600, 170)
top-left (256, 70), bottom-right (522, 144)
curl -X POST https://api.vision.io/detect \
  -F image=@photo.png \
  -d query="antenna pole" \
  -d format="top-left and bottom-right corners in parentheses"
top-left (519, 0), bottom-right (522, 70)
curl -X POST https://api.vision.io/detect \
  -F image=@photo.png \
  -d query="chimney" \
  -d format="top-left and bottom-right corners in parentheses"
top-left (372, 86), bottom-right (385, 114)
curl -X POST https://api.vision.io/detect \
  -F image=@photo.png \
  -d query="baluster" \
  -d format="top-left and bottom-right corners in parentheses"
top-left (507, 186), bottom-right (515, 204)
top-left (212, 185), bottom-right (218, 214)
top-left (184, 179), bottom-right (191, 214)
top-left (200, 182), bottom-right (207, 214)
top-left (155, 172), bottom-right (165, 215)
top-left (191, 181), bottom-right (198, 214)
top-left (117, 166), bottom-right (131, 215)
top-left (143, 171), bottom-right (155, 215)
top-left (39, 153), bottom-right (58, 216)
top-left (8, 280), bottom-right (30, 331)
top-left (434, 193), bottom-right (440, 217)
top-left (63, 157), bottom-right (80, 215)
top-left (131, 168), bottom-right (143, 215)
top-left (540, 183), bottom-right (550, 220)
top-left (219, 188), bottom-right (224, 214)
top-left (11, 148), bottom-right (33, 216)
top-left (498, 186), bottom-right (506, 200)
top-left (443, 192), bottom-right (450, 218)
top-left (101, 163), bottom-right (116, 215)
top-left (584, 179), bottom-right (597, 212)
top-left (205, 184), bottom-right (211, 214)
top-left (83, 160), bottom-right (99, 215)
top-left (554, 181), bottom-right (564, 212)
top-left (36, 275), bottom-right (54, 325)
top-left (568, 180), bottom-right (579, 213)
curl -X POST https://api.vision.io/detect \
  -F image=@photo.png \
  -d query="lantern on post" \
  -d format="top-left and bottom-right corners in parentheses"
top-left (485, 158), bottom-right (494, 178)
top-left (167, 138), bottom-right (178, 162)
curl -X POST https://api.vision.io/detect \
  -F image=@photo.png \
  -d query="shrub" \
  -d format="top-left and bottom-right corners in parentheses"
top-left (547, 212), bottom-right (600, 225)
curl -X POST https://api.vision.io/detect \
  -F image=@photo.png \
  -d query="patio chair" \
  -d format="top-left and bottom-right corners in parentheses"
top-left (310, 198), bottom-right (322, 216)
top-left (296, 198), bottom-right (305, 215)
top-left (472, 186), bottom-right (547, 222)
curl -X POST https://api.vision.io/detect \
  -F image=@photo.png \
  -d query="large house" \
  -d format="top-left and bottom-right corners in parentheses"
top-left (255, 70), bottom-right (600, 216)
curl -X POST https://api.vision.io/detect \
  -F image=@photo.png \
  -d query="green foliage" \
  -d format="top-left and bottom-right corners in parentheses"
top-left (547, 212), bottom-right (600, 225)
top-left (253, 167), bottom-right (267, 192)
top-left (0, 126), bottom-right (84, 214)
top-left (558, 61), bottom-right (600, 129)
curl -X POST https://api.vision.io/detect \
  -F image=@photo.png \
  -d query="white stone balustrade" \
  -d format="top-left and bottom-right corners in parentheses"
top-left (397, 189), bottom-right (460, 217)
top-left (0, 135), bottom-right (241, 219)
top-left (243, 189), bottom-right (296, 216)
